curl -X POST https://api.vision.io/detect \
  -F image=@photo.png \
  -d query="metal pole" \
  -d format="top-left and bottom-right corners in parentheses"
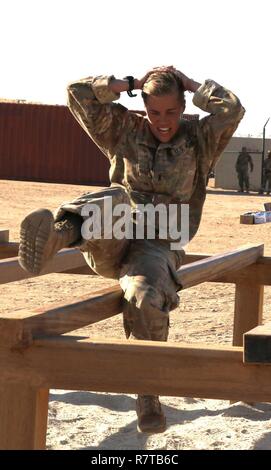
top-left (262, 118), bottom-right (270, 187)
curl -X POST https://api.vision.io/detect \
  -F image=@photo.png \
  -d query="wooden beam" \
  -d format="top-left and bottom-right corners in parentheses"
top-left (0, 384), bottom-right (48, 450)
top-left (1, 338), bottom-right (271, 403)
top-left (0, 242), bottom-right (19, 260)
top-left (60, 253), bottom-right (209, 275)
top-left (0, 229), bottom-right (9, 243)
top-left (58, 254), bottom-right (271, 286)
top-left (0, 285), bottom-right (122, 342)
top-left (214, 257), bottom-right (271, 285)
top-left (0, 244), bottom-right (266, 340)
top-left (244, 323), bottom-right (271, 364)
top-left (177, 243), bottom-right (264, 289)
top-left (1, 247), bottom-right (270, 285)
top-left (231, 282), bottom-right (263, 405)
top-left (177, 253), bottom-right (271, 286)
top-left (233, 283), bottom-right (263, 346)
top-left (0, 247), bottom-right (86, 284)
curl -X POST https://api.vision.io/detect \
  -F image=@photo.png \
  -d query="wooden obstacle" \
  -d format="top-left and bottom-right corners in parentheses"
top-left (0, 228), bottom-right (271, 449)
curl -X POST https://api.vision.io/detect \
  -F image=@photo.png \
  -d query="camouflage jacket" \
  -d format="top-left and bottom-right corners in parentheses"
top-left (67, 76), bottom-right (245, 241)
top-left (235, 152), bottom-right (253, 172)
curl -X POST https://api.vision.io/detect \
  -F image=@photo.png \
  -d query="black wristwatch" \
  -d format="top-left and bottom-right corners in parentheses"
top-left (123, 76), bottom-right (137, 97)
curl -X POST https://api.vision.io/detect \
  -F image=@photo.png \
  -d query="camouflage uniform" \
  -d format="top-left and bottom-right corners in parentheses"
top-left (235, 150), bottom-right (253, 192)
top-left (54, 75), bottom-right (244, 341)
top-left (260, 155), bottom-right (271, 194)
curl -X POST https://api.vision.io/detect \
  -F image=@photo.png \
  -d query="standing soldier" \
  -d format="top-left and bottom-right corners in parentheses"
top-left (18, 66), bottom-right (244, 434)
top-left (259, 150), bottom-right (271, 195)
top-left (235, 146), bottom-right (254, 193)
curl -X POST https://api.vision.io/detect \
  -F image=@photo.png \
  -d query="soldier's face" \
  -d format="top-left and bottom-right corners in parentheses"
top-left (145, 92), bottom-right (185, 143)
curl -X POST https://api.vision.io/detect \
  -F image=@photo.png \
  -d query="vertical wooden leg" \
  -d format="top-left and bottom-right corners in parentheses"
top-left (0, 229), bottom-right (9, 242)
top-left (0, 384), bottom-right (49, 450)
top-left (231, 282), bottom-right (263, 405)
top-left (233, 282), bottom-right (263, 346)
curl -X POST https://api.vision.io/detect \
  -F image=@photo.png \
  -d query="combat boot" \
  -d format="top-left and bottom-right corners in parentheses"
top-left (19, 209), bottom-right (81, 275)
top-left (136, 395), bottom-right (166, 433)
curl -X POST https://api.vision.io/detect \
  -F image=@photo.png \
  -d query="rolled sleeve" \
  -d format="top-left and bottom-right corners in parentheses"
top-left (91, 75), bottom-right (120, 104)
top-left (193, 79), bottom-right (219, 111)
top-left (193, 79), bottom-right (245, 121)
top-left (193, 79), bottom-right (245, 172)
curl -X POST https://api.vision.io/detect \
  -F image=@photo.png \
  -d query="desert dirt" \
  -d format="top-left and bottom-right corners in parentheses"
top-left (1, 178), bottom-right (271, 450)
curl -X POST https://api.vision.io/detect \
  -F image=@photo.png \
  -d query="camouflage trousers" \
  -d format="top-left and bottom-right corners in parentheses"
top-left (54, 185), bottom-right (184, 342)
top-left (261, 173), bottom-right (271, 193)
top-left (237, 169), bottom-right (250, 191)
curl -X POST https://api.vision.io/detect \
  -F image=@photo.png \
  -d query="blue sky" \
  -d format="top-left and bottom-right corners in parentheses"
top-left (1, 0), bottom-right (270, 137)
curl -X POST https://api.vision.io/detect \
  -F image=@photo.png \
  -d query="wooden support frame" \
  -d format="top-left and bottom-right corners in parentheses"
top-left (233, 283), bottom-right (263, 346)
top-left (0, 385), bottom-right (48, 450)
top-left (0, 236), bottom-right (270, 449)
top-left (0, 337), bottom-right (271, 403)
top-left (0, 229), bottom-right (9, 243)
top-left (0, 244), bottom-right (264, 341)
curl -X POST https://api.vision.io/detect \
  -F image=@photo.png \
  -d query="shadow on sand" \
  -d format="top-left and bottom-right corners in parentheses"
top-left (49, 391), bottom-right (271, 450)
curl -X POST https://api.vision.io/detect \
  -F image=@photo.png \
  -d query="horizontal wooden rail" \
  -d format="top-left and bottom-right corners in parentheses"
top-left (0, 244), bottom-right (267, 340)
top-left (0, 248), bottom-right (88, 284)
top-left (0, 285), bottom-right (122, 343)
top-left (0, 242), bottom-right (18, 259)
top-left (1, 245), bottom-right (271, 287)
top-left (1, 337), bottom-right (271, 402)
top-left (60, 253), bottom-right (271, 286)
top-left (0, 229), bottom-right (9, 243)
top-left (176, 243), bottom-right (264, 289)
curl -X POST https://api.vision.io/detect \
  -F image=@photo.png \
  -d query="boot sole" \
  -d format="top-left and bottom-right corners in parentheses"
top-left (136, 420), bottom-right (167, 434)
top-left (19, 208), bottom-right (54, 275)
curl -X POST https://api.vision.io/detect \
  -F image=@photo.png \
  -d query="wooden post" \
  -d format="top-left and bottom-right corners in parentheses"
top-left (0, 229), bottom-right (9, 243)
top-left (233, 282), bottom-right (264, 346)
top-left (0, 384), bottom-right (49, 450)
top-left (231, 282), bottom-right (264, 405)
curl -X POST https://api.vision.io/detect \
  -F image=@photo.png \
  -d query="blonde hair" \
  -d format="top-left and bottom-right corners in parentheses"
top-left (142, 71), bottom-right (185, 105)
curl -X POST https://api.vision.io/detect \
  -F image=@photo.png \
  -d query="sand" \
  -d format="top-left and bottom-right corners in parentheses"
top-left (1, 178), bottom-right (271, 450)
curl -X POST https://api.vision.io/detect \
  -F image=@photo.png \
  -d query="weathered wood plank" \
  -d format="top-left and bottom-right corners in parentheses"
top-left (231, 282), bottom-right (263, 405)
top-left (1, 338), bottom-right (271, 402)
top-left (1, 247), bottom-right (271, 286)
top-left (177, 243), bottom-right (264, 289)
top-left (61, 254), bottom-right (271, 286)
top-left (183, 253), bottom-right (271, 286)
top-left (0, 247), bottom-right (86, 284)
top-left (0, 229), bottom-right (9, 243)
top-left (0, 242), bottom-right (19, 260)
top-left (244, 323), bottom-right (271, 364)
top-left (0, 285), bottom-right (122, 343)
top-left (0, 384), bottom-right (48, 449)
top-left (233, 283), bottom-right (263, 346)
top-left (0, 244), bottom-right (266, 339)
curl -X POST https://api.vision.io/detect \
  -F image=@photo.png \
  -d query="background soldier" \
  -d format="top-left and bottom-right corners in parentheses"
top-left (259, 150), bottom-right (271, 195)
top-left (18, 66), bottom-right (244, 434)
top-left (235, 146), bottom-right (254, 193)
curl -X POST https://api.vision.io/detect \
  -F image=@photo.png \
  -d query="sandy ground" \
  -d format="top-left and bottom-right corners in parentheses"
top-left (1, 178), bottom-right (271, 450)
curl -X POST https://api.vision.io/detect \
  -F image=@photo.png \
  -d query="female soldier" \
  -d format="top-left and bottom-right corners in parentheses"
top-left (19, 66), bottom-right (245, 433)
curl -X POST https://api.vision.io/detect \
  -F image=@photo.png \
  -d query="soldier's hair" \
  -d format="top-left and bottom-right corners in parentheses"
top-left (142, 71), bottom-right (185, 106)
